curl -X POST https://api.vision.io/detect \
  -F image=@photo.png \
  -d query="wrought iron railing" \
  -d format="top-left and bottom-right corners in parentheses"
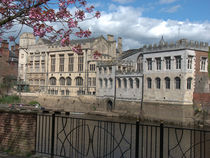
top-left (36, 113), bottom-right (210, 158)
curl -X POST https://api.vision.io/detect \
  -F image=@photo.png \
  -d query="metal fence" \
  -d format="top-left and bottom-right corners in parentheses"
top-left (36, 113), bottom-right (210, 158)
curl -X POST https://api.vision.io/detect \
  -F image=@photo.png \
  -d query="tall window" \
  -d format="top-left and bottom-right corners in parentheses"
top-left (165, 57), bottom-right (171, 70)
top-left (51, 55), bottom-right (55, 72)
top-left (147, 58), bottom-right (152, 70)
top-left (104, 78), bottom-right (108, 88)
top-left (90, 64), bottom-right (96, 71)
top-left (135, 78), bottom-right (140, 88)
top-left (76, 77), bottom-right (83, 86)
top-left (66, 77), bottom-right (72, 85)
top-left (165, 77), bottom-right (170, 89)
top-left (40, 79), bottom-right (45, 85)
top-left (35, 61), bottom-right (40, 72)
top-left (147, 78), bottom-right (152, 89)
top-left (59, 77), bottom-right (65, 85)
top-left (156, 58), bottom-right (161, 70)
top-left (117, 78), bottom-right (121, 88)
top-left (175, 77), bottom-right (181, 89)
top-left (200, 57), bottom-right (207, 71)
top-left (109, 78), bottom-right (113, 88)
top-left (93, 78), bottom-right (96, 86)
top-left (104, 67), bottom-right (107, 74)
top-left (123, 78), bottom-right (127, 89)
top-left (129, 78), bottom-right (133, 88)
top-left (155, 77), bottom-right (161, 89)
top-left (50, 77), bottom-right (56, 85)
top-left (88, 78), bottom-right (92, 86)
top-left (99, 78), bottom-right (103, 88)
top-left (137, 55), bottom-right (143, 73)
top-left (78, 55), bottom-right (83, 72)
top-left (59, 54), bottom-right (64, 72)
top-left (187, 78), bottom-right (192, 89)
top-left (41, 60), bottom-right (45, 72)
top-left (175, 56), bottom-right (181, 69)
top-left (68, 54), bottom-right (74, 72)
top-left (187, 56), bottom-right (193, 69)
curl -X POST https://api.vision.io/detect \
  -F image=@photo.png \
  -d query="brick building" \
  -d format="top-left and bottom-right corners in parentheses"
top-left (0, 40), bottom-right (19, 87)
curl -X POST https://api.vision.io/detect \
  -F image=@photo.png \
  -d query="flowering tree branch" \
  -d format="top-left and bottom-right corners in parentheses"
top-left (0, 0), bottom-right (100, 47)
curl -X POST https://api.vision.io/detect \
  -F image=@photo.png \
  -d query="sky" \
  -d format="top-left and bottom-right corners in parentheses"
top-left (80, 0), bottom-right (210, 50)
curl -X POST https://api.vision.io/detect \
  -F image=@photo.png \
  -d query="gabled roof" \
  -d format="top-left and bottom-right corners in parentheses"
top-left (120, 48), bottom-right (142, 59)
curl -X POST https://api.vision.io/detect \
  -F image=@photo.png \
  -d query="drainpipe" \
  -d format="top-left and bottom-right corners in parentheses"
top-left (140, 74), bottom-right (144, 119)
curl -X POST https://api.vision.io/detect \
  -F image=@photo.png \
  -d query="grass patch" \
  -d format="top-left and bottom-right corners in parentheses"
top-left (0, 95), bottom-right (20, 104)
top-left (28, 100), bottom-right (40, 106)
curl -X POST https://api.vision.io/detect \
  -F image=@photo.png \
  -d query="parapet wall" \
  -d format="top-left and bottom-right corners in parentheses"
top-left (143, 39), bottom-right (209, 53)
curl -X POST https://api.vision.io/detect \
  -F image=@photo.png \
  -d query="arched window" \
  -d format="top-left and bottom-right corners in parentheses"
top-left (123, 78), bottom-right (127, 89)
top-left (129, 78), bottom-right (133, 88)
top-left (155, 77), bottom-right (161, 89)
top-left (99, 78), bottom-right (103, 88)
top-left (137, 54), bottom-right (143, 73)
top-left (117, 78), bottom-right (121, 88)
top-left (187, 77), bottom-right (192, 89)
top-left (135, 78), bottom-right (140, 88)
top-left (147, 78), bottom-right (152, 89)
top-left (104, 78), bottom-right (108, 88)
top-left (165, 77), bottom-right (170, 89)
top-left (59, 77), bottom-right (65, 85)
top-left (50, 77), bottom-right (56, 85)
top-left (66, 77), bottom-right (72, 85)
top-left (109, 78), bottom-right (113, 88)
top-left (175, 77), bottom-right (181, 89)
top-left (76, 77), bottom-right (83, 86)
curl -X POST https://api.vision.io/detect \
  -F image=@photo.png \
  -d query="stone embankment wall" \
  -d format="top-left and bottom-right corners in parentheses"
top-left (0, 110), bottom-right (36, 155)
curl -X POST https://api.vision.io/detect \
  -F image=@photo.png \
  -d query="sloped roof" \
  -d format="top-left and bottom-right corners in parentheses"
top-left (120, 48), bottom-right (142, 59)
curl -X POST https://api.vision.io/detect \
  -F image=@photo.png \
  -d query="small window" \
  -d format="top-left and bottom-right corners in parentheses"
top-left (104, 78), bottom-right (108, 88)
top-left (66, 90), bottom-right (70, 95)
top-left (187, 78), bottom-right (192, 89)
top-left (123, 78), bottom-right (127, 89)
top-left (165, 77), bottom-right (170, 89)
top-left (187, 56), bottom-right (193, 69)
top-left (175, 77), bottom-right (181, 89)
top-left (155, 77), bottom-right (161, 89)
top-left (175, 56), bottom-right (181, 69)
top-left (165, 57), bottom-right (171, 70)
top-left (109, 78), bottom-right (113, 88)
top-left (135, 78), bottom-right (140, 88)
top-left (156, 58), bottom-right (161, 70)
top-left (66, 77), bottom-right (72, 85)
top-left (76, 77), bottom-right (83, 86)
top-left (147, 58), bottom-right (152, 70)
top-left (117, 78), bottom-right (121, 88)
top-left (147, 78), bottom-right (152, 89)
top-left (50, 77), bottom-right (56, 85)
top-left (99, 78), bottom-right (103, 88)
top-left (129, 78), bottom-right (133, 89)
top-left (59, 77), bottom-right (65, 85)
top-left (200, 57), bottom-right (207, 71)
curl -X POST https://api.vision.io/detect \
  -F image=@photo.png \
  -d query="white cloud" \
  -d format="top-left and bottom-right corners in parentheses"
top-left (112, 0), bottom-right (134, 4)
top-left (159, 0), bottom-right (178, 4)
top-left (81, 5), bottom-right (210, 50)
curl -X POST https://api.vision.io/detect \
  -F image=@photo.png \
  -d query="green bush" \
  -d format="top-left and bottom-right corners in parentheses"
top-left (28, 101), bottom-right (40, 106)
top-left (0, 95), bottom-right (20, 104)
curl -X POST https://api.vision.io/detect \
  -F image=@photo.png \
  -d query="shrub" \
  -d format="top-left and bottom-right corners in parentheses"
top-left (28, 101), bottom-right (40, 106)
top-left (0, 95), bottom-right (20, 104)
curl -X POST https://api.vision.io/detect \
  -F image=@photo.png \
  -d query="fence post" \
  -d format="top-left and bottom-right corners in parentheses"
top-left (135, 120), bottom-right (140, 158)
top-left (51, 113), bottom-right (55, 158)
top-left (160, 123), bottom-right (164, 158)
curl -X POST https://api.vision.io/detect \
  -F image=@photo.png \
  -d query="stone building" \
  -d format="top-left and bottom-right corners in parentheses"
top-left (96, 38), bottom-right (209, 123)
top-left (0, 40), bottom-right (19, 87)
top-left (18, 33), bottom-right (122, 96)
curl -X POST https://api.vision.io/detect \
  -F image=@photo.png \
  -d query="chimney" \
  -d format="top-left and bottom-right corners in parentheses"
top-left (14, 44), bottom-right (19, 57)
top-left (107, 34), bottom-right (114, 41)
top-left (118, 37), bottom-right (122, 55)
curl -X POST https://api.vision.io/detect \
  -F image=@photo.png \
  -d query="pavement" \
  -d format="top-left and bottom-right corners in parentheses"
top-left (0, 152), bottom-right (50, 158)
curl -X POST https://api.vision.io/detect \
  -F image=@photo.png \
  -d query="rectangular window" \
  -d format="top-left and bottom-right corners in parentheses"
top-left (200, 57), bottom-right (207, 71)
top-left (147, 58), bottom-right (152, 70)
top-left (90, 64), bottom-right (96, 71)
top-left (68, 54), bottom-right (74, 72)
top-left (88, 78), bottom-right (91, 86)
top-left (41, 60), bottom-right (45, 72)
top-left (175, 56), bottom-right (181, 69)
top-left (156, 58), bottom-right (161, 70)
top-left (165, 57), bottom-right (171, 70)
top-left (51, 55), bottom-right (55, 72)
top-left (93, 77), bottom-right (96, 86)
top-left (187, 56), bottom-right (193, 69)
top-left (35, 61), bottom-right (40, 72)
top-left (78, 55), bottom-right (83, 72)
top-left (29, 61), bottom-right (33, 72)
top-left (21, 54), bottom-right (24, 59)
top-left (59, 54), bottom-right (64, 72)
top-left (40, 79), bottom-right (45, 85)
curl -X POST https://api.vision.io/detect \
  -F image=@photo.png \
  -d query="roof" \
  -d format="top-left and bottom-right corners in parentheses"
top-left (120, 48), bottom-right (142, 59)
